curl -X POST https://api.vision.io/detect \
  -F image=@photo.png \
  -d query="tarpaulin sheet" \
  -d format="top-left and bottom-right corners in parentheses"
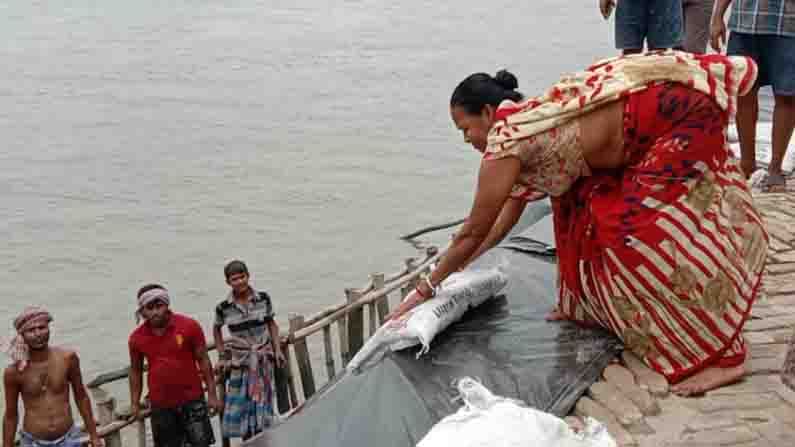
top-left (245, 211), bottom-right (622, 447)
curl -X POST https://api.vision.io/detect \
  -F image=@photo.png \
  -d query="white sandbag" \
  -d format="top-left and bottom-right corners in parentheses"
top-left (347, 266), bottom-right (507, 372)
top-left (727, 122), bottom-right (795, 173)
top-left (417, 377), bottom-right (616, 447)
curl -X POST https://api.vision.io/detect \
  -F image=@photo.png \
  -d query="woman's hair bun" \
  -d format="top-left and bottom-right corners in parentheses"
top-left (494, 69), bottom-right (518, 91)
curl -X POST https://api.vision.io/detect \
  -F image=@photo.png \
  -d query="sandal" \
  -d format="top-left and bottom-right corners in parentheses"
top-left (749, 169), bottom-right (787, 192)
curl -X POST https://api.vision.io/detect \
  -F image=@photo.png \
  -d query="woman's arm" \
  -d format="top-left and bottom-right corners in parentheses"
top-left (461, 198), bottom-right (527, 268)
top-left (386, 156), bottom-right (521, 320)
top-left (428, 156), bottom-right (521, 288)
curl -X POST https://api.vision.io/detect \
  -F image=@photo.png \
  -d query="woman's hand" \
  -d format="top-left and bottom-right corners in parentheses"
top-left (385, 289), bottom-right (426, 321)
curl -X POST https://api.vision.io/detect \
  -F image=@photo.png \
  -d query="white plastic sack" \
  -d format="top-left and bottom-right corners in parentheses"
top-left (347, 267), bottom-right (507, 372)
top-left (417, 377), bottom-right (616, 447)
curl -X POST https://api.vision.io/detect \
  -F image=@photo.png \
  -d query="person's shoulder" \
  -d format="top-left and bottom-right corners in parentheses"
top-left (173, 313), bottom-right (204, 333)
top-left (172, 312), bottom-right (199, 325)
top-left (53, 346), bottom-right (78, 362)
top-left (3, 364), bottom-right (20, 383)
top-left (129, 322), bottom-right (147, 339)
top-left (128, 323), bottom-right (151, 347)
top-left (52, 347), bottom-right (83, 373)
top-left (215, 298), bottom-right (234, 314)
top-left (254, 290), bottom-right (273, 305)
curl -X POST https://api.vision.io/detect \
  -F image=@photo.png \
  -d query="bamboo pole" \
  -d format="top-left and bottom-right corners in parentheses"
top-left (400, 218), bottom-right (466, 240)
top-left (371, 273), bottom-right (389, 325)
top-left (290, 250), bottom-right (441, 341)
top-left (297, 248), bottom-right (437, 328)
top-left (337, 317), bottom-right (349, 367)
top-left (216, 377), bottom-right (230, 447)
top-left (405, 257), bottom-right (420, 289)
top-left (288, 314), bottom-right (316, 399)
top-left (272, 351), bottom-right (290, 414)
top-left (367, 303), bottom-right (377, 337)
top-left (279, 341), bottom-right (299, 409)
top-left (345, 289), bottom-right (365, 358)
top-left (83, 245), bottom-right (442, 394)
top-left (73, 244), bottom-right (443, 447)
top-left (322, 325), bottom-right (335, 380)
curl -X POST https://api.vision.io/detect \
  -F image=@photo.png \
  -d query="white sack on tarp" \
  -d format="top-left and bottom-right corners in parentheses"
top-left (727, 122), bottom-right (795, 173)
top-left (417, 377), bottom-right (616, 447)
top-left (347, 266), bottom-right (508, 372)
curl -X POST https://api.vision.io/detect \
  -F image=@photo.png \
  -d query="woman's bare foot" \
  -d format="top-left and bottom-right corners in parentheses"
top-left (670, 363), bottom-right (746, 397)
top-left (545, 308), bottom-right (567, 321)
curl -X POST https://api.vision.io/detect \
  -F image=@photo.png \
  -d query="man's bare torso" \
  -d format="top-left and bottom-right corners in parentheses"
top-left (8, 347), bottom-right (76, 441)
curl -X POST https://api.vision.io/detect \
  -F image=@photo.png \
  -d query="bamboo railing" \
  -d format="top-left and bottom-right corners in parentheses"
top-left (79, 245), bottom-right (440, 447)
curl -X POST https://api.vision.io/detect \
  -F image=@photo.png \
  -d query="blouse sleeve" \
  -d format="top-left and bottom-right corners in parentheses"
top-left (483, 140), bottom-right (548, 202)
top-left (508, 184), bottom-right (548, 202)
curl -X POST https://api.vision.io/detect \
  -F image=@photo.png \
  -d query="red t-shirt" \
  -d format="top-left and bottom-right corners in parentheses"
top-left (128, 312), bottom-right (207, 409)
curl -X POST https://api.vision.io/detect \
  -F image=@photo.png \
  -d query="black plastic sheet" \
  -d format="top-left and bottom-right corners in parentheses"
top-left (245, 213), bottom-right (622, 447)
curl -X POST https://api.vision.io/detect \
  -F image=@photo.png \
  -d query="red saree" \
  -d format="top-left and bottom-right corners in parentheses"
top-left (486, 52), bottom-right (768, 382)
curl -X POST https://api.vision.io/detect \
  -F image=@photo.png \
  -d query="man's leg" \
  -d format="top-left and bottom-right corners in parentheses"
top-left (736, 87), bottom-right (760, 178)
top-left (181, 400), bottom-right (216, 447)
top-left (615, 0), bottom-right (646, 54)
top-left (767, 34), bottom-right (795, 178)
top-left (770, 94), bottom-right (795, 177)
top-left (726, 32), bottom-right (762, 178)
top-left (150, 407), bottom-right (185, 447)
top-left (681, 0), bottom-right (715, 53)
top-left (646, 0), bottom-right (685, 50)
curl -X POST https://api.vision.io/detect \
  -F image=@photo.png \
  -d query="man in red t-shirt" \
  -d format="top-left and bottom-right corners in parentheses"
top-left (128, 284), bottom-right (222, 447)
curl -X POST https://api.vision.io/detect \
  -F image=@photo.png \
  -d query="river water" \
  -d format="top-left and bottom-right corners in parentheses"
top-left (0, 1), bottom-right (618, 383)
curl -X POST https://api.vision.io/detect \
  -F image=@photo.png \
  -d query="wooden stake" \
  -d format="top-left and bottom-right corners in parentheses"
top-left (345, 289), bottom-right (365, 358)
top-left (288, 314), bottom-right (316, 399)
top-left (371, 273), bottom-right (389, 325)
top-left (90, 387), bottom-right (121, 447)
top-left (323, 325), bottom-right (336, 380)
top-left (337, 316), bottom-right (349, 367)
top-left (280, 342), bottom-right (299, 409)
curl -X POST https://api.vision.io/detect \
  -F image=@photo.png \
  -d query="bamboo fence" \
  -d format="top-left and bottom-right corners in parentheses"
top-left (77, 245), bottom-right (439, 447)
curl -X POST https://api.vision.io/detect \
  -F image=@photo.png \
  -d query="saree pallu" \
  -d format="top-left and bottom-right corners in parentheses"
top-left (553, 83), bottom-right (768, 383)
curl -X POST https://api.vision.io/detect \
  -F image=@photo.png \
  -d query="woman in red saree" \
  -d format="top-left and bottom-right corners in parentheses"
top-left (388, 51), bottom-right (768, 396)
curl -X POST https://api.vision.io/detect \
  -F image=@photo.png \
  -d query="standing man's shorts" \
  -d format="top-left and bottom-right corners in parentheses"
top-left (19, 426), bottom-right (82, 447)
top-left (151, 399), bottom-right (216, 447)
top-left (615, 0), bottom-right (685, 50)
top-left (727, 32), bottom-right (795, 96)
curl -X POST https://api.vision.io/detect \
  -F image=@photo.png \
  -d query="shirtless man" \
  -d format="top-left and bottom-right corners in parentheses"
top-left (2, 307), bottom-right (102, 447)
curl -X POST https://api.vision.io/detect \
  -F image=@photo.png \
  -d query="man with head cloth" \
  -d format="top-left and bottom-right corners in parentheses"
top-left (2, 306), bottom-right (103, 447)
top-left (128, 284), bottom-right (222, 447)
